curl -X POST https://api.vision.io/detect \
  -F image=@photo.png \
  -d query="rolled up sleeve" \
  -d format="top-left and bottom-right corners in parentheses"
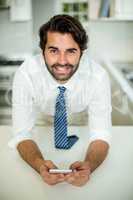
top-left (88, 71), bottom-right (112, 145)
top-left (8, 69), bottom-right (37, 149)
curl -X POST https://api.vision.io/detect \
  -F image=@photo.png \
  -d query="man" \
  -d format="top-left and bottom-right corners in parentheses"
top-left (9, 15), bottom-right (112, 186)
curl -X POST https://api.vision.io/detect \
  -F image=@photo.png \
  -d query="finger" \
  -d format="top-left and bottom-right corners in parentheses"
top-left (65, 176), bottom-right (75, 183)
top-left (47, 172), bottom-right (65, 181)
top-left (65, 173), bottom-right (73, 180)
top-left (44, 177), bottom-right (59, 185)
top-left (66, 174), bottom-right (89, 186)
top-left (56, 176), bottom-right (65, 182)
top-left (39, 163), bottom-right (64, 185)
top-left (44, 160), bottom-right (58, 170)
top-left (65, 169), bottom-right (82, 180)
top-left (40, 164), bottom-right (57, 178)
top-left (71, 161), bottom-right (90, 171)
top-left (69, 170), bottom-right (88, 180)
top-left (48, 177), bottom-right (65, 185)
top-left (40, 160), bottom-right (57, 174)
top-left (40, 167), bottom-right (50, 179)
top-left (41, 172), bottom-right (57, 184)
top-left (51, 173), bottom-right (65, 180)
top-left (41, 168), bottom-right (65, 183)
top-left (79, 161), bottom-right (90, 170)
top-left (65, 169), bottom-right (90, 184)
top-left (44, 173), bottom-right (65, 185)
top-left (40, 164), bottom-right (49, 173)
top-left (70, 161), bottom-right (83, 170)
top-left (77, 170), bottom-right (90, 178)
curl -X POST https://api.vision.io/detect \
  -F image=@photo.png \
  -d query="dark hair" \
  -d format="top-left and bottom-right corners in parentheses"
top-left (39, 14), bottom-right (88, 52)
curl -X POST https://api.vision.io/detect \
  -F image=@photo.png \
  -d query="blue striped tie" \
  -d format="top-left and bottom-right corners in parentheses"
top-left (54, 86), bottom-right (79, 149)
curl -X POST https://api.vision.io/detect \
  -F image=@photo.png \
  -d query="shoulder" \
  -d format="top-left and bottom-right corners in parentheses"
top-left (79, 50), bottom-right (109, 81)
top-left (13, 54), bottom-right (43, 86)
top-left (90, 59), bottom-right (110, 82)
top-left (18, 53), bottom-right (42, 74)
top-left (14, 53), bottom-right (43, 80)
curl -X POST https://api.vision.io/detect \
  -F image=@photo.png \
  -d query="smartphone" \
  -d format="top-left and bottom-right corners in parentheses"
top-left (49, 169), bottom-right (73, 174)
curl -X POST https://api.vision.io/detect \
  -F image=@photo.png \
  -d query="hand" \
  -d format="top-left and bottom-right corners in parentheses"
top-left (39, 160), bottom-right (65, 185)
top-left (65, 161), bottom-right (91, 187)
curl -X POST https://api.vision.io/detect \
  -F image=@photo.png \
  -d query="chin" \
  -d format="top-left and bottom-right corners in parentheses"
top-left (55, 75), bottom-right (72, 81)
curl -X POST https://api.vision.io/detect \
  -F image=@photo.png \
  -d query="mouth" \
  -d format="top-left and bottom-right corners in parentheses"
top-left (53, 65), bottom-right (73, 75)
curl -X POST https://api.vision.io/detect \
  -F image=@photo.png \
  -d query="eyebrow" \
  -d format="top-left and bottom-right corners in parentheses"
top-left (48, 46), bottom-right (78, 51)
top-left (48, 46), bottom-right (58, 50)
top-left (67, 48), bottom-right (78, 52)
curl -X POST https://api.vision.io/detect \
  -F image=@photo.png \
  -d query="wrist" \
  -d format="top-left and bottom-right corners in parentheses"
top-left (84, 159), bottom-right (92, 173)
top-left (34, 157), bottom-right (45, 173)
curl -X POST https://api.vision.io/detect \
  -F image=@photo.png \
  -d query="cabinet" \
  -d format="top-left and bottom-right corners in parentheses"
top-left (10, 0), bottom-right (32, 21)
top-left (87, 1), bottom-right (133, 125)
top-left (86, 0), bottom-right (133, 62)
top-left (88, 0), bottom-right (133, 21)
top-left (0, 0), bottom-right (10, 8)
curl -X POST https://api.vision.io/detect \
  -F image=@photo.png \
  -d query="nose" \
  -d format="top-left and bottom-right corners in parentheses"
top-left (57, 52), bottom-right (67, 65)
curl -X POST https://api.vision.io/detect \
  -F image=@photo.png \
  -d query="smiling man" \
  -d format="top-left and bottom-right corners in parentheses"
top-left (44, 31), bottom-right (81, 82)
top-left (10, 15), bottom-right (112, 186)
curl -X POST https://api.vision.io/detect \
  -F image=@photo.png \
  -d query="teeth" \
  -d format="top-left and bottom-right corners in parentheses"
top-left (58, 68), bottom-right (66, 71)
top-left (55, 67), bottom-right (69, 72)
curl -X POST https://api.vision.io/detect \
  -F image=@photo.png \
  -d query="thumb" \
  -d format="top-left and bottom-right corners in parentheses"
top-left (44, 160), bottom-right (58, 169)
top-left (40, 163), bottom-right (49, 173)
top-left (70, 161), bottom-right (82, 170)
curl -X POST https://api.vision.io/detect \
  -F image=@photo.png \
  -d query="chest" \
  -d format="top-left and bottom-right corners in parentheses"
top-left (35, 83), bottom-right (94, 115)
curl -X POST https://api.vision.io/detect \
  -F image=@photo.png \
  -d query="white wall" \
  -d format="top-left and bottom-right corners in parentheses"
top-left (32, 0), bottom-right (133, 61)
top-left (88, 20), bottom-right (133, 62)
top-left (0, 0), bottom-right (133, 61)
top-left (0, 9), bottom-right (33, 55)
top-left (0, 0), bottom-right (55, 55)
top-left (32, 0), bottom-right (56, 52)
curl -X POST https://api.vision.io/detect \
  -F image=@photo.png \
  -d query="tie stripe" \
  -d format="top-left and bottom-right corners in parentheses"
top-left (54, 86), bottom-right (79, 149)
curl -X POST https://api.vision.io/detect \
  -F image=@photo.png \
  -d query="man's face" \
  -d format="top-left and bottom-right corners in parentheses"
top-left (43, 31), bottom-right (81, 83)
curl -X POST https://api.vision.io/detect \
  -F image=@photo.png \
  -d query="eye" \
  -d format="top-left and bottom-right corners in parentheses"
top-left (50, 49), bottom-right (58, 54)
top-left (67, 49), bottom-right (77, 54)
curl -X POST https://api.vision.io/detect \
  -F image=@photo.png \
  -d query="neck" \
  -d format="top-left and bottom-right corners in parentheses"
top-left (57, 80), bottom-right (68, 84)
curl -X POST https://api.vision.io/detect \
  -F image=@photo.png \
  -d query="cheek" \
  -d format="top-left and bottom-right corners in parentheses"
top-left (44, 53), bottom-right (57, 65)
top-left (68, 55), bottom-right (80, 64)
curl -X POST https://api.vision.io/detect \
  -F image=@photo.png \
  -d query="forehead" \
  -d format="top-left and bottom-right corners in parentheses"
top-left (46, 31), bottom-right (80, 49)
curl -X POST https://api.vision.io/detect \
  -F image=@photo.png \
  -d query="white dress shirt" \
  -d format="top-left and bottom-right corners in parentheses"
top-left (8, 50), bottom-right (112, 148)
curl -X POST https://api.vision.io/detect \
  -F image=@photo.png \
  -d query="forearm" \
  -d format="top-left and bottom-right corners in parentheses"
top-left (84, 140), bottom-right (109, 173)
top-left (17, 139), bottom-right (45, 173)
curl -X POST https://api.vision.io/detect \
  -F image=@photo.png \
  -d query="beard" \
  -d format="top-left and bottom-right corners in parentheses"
top-left (44, 61), bottom-right (80, 82)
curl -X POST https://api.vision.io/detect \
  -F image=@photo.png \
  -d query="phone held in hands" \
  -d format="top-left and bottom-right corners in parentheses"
top-left (49, 169), bottom-right (73, 174)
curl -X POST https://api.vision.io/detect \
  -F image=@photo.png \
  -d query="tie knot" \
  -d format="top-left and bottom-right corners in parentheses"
top-left (58, 86), bottom-right (66, 93)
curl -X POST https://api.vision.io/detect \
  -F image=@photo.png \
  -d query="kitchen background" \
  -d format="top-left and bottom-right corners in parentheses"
top-left (0, 0), bottom-right (133, 126)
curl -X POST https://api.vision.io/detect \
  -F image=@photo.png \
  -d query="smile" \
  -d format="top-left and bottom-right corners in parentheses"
top-left (53, 66), bottom-right (73, 74)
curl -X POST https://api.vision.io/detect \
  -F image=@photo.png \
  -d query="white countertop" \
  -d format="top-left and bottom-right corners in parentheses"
top-left (0, 126), bottom-right (133, 200)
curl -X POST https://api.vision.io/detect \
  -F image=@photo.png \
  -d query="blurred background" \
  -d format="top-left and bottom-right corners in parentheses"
top-left (0, 0), bottom-right (133, 126)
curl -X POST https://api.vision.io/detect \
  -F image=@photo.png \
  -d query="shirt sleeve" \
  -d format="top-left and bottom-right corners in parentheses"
top-left (88, 71), bottom-right (112, 145)
top-left (8, 68), bottom-right (38, 149)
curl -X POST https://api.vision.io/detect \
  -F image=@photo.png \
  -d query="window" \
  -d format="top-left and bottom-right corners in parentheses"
top-left (56, 0), bottom-right (88, 24)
